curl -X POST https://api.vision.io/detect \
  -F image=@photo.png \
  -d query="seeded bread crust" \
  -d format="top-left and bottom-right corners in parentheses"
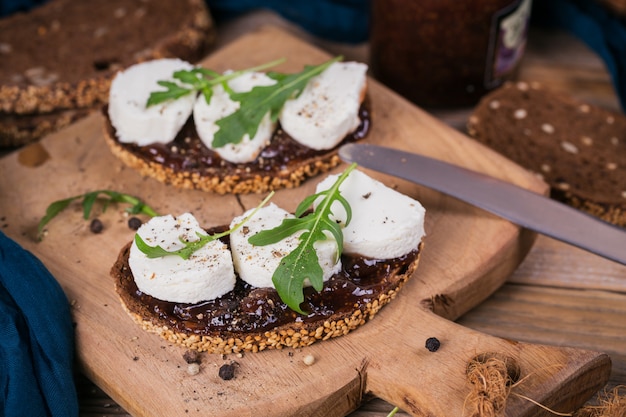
top-left (0, 108), bottom-right (91, 147)
top-left (467, 81), bottom-right (625, 227)
top-left (0, 0), bottom-right (214, 115)
top-left (103, 124), bottom-right (344, 194)
top-left (112, 241), bottom-right (423, 354)
top-left (0, 0), bottom-right (215, 148)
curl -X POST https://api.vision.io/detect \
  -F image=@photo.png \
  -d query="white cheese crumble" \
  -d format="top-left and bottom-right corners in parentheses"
top-left (279, 62), bottom-right (368, 150)
top-left (229, 203), bottom-right (341, 289)
top-left (193, 71), bottom-right (277, 163)
top-left (127, 171), bottom-right (427, 303)
top-left (315, 169), bottom-right (426, 259)
top-left (108, 58), bottom-right (196, 146)
top-left (128, 213), bottom-right (236, 303)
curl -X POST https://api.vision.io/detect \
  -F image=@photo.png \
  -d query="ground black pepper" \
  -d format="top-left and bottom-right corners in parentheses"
top-left (218, 362), bottom-right (237, 380)
top-left (128, 217), bottom-right (142, 230)
top-left (425, 337), bottom-right (441, 352)
top-left (183, 350), bottom-right (200, 364)
top-left (89, 218), bottom-right (103, 233)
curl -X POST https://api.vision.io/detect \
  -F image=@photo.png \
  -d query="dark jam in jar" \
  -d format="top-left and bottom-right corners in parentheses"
top-left (370, 0), bottom-right (532, 108)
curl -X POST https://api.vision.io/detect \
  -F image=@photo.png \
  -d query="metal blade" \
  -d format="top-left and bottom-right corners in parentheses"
top-left (339, 143), bottom-right (626, 266)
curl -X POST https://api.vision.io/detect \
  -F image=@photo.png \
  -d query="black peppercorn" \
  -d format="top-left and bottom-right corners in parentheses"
top-left (425, 337), bottom-right (440, 352)
top-left (128, 217), bottom-right (142, 230)
top-left (90, 218), bottom-right (103, 234)
top-left (183, 350), bottom-right (200, 364)
top-left (218, 363), bottom-right (236, 380)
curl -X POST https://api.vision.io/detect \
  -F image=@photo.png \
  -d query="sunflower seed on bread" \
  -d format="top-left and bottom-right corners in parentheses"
top-left (467, 81), bottom-right (625, 227)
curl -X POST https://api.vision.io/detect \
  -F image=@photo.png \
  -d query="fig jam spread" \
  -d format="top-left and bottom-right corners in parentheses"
top-left (104, 103), bottom-right (370, 177)
top-left (115, 230), bottom-right (419, 336)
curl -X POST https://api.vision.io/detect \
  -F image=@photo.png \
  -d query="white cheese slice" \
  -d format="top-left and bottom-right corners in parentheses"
top-left (128, 213), bottom-right (236, 304)
top-left (230, 203), bottom-right (341, 289)
top-left (315, 169), bottom-right (426, 259)
top-left (279, 61), bottom-right (368, 150)
top-left (193, 71), bottom-right (277, 163)
top-left (108, 58), bottom-right (196, 146)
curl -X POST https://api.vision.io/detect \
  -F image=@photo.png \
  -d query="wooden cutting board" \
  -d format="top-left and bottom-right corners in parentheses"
top-left (0, 26), bottom-right (611, 417)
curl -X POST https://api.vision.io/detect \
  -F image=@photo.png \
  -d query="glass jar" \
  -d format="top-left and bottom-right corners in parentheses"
top-left (369, 0), bottom-right (532, 108)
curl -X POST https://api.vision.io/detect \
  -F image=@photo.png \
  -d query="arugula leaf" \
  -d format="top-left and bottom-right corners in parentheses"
top-left (146, 58), bottom-right (286, 108)
top-left (38, 190), bottom-right (159, 240)
top-left (147, 80), bottom-right (194, 106)
top-left (135, 229), bottom-right (230, 260)
top-left (212, 56), bottom-right (342, 148)
top-left (248, 163), bottom-right (356, 314)
top-left (135, 192), bottom-right (274, 260)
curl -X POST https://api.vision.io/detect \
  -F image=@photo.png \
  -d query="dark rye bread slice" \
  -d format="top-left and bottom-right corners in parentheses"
top-left (102, 102), bottom-right (371, 194)
top-left (467, 81), bottom-right (626, 227)
top-left (0, 0), bottom-right (214, 116)
top-left (0, 108), bottom-right (90, 147)
top-left (111, 232), bottom-right (423, 354)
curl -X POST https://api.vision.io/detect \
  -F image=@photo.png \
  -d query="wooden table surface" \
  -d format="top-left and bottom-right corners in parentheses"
top-left (63, 11), bottom-right (626, 417)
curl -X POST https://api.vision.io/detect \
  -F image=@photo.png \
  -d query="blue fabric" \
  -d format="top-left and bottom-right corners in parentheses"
top-left (0, 231), bottom-right (78, 417)
top-left (0, 0), bottom-right (47, 16)
top-left (206, 0), bottom-right (369, 43)
top-left (533, 0), bottom-right (626, 111)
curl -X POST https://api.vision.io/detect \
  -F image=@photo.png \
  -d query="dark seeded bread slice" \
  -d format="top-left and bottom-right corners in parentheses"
top-left (0, 108), bottom-right (91, 148)
top-left (102, 81), bottom-right (371, 194)
top-left (0, 0), bottom-right (214, 115)
top-left (102, 124), bottom-right (347, 195)
top-left (111, 239), bottom-right (423, 354)
top-left (467, 81), bottom-right (625, 227)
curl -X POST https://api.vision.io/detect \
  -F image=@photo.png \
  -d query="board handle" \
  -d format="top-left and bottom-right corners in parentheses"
top-left (362, 310), bottom-right (610, 417)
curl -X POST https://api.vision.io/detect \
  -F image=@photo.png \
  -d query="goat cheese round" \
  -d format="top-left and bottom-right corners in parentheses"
top-left (229, 203), bottom-right (341, 289)
top-left (315, 169), bottom-right (426, 259)
top-left (128, 213), bottom-right (236, 304)
top-left (108, 58), bottom-right (196, 146)
top-left (193, 71), bottom-right (277, 163)
top-left (279, 62), bottom-right (368, 150)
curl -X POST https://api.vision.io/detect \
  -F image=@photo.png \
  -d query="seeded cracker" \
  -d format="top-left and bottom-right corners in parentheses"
top-left (467, 82), bottom-right (626, 227)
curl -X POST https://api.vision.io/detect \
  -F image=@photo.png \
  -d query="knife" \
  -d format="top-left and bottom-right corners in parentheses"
top-left (339, 143), bottom-right (626, 266)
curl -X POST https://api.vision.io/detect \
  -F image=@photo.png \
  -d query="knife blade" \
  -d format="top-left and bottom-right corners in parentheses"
top-left (339, 143), bottom-right (626, 266)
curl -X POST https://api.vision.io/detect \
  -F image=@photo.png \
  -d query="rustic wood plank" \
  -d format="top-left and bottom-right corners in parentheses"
top-left (4, 6), bottom-right (623, 416)
top-left (508, 236), bottom-right (626, 292)
top-left (458, 273), bottom-right (626, 391)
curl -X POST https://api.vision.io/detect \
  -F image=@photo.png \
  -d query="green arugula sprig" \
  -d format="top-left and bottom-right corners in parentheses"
top-left (386, 407), bottom-right (399, 417)
top-left (212, 56), bottom-right (342, 148)
top-left (248, 163), bottom-right (356, 314)
top-left (38, 190), bottom-right (159, 240)
top-left (146, 56), bottom-right (343, 149)
top-left (146, 58), bottom-right (286, 108)
top-left (134, 192), bottom-right (274, 260)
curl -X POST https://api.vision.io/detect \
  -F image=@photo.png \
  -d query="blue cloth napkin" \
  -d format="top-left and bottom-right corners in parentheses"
top-left (533, 0), bottom-right (626, 111)
top-left (0, 231), bottom-right (78, 417)
top-left (0, 0), bottom-right (47, 16)
top-left (206, 0), bottom-right (369, 43)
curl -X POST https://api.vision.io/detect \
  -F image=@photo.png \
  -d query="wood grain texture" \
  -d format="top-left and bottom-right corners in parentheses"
top-left (0, 26), bottom-right (612, 417)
